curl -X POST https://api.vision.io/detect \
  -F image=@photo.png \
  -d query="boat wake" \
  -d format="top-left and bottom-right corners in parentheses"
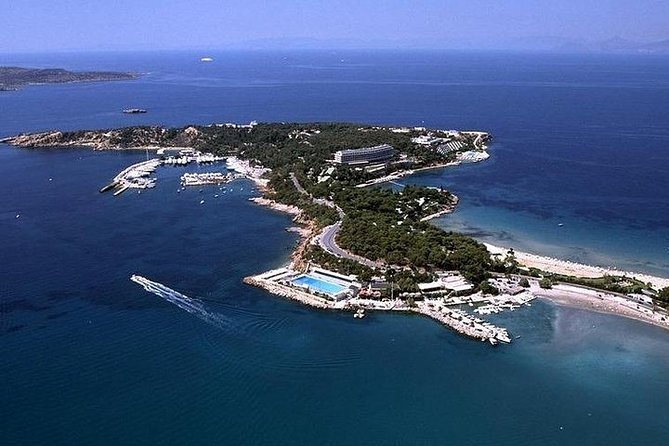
top-left (130, 274), bottom-right (232, 330)
top-left (130, 275), bottom-right (362, 372)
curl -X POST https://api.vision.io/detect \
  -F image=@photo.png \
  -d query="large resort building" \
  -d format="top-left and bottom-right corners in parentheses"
top-left (334, 144), bottom-right (395, 165)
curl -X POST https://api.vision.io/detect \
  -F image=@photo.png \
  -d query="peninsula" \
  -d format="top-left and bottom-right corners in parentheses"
top-left (4, 122), bottom-right (669, 342)
top-left (0, 66), bottom-right (137, 91)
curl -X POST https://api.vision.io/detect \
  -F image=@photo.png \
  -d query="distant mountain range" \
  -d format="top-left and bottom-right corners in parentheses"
top-left (224, 36), bottom-right (669, 54)
top-left (499, 36), bottom-right (669, 54)
top-left (565, 36), bottom-right (669, 53)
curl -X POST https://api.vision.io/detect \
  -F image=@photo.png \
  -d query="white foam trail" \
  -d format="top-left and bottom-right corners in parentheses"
top-left (131, 275), bottom-right (231, 329)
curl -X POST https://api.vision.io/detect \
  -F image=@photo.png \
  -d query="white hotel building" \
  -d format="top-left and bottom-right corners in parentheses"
top-left (333, 144), bottom-right (395, 165)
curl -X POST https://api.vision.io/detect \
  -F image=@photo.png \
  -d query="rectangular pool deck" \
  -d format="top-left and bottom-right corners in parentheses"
top-left (291, 274), bottom-right (348, 297)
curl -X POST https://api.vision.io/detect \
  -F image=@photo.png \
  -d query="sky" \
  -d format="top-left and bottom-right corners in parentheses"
top-left (1, 0), bottom-right (668, 53)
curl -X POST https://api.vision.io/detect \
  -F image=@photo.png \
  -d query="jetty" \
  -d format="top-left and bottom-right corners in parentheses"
top-left (416, 300), bottom-right (511, 344)
top-left (111, 158), bottom-right (160, 192)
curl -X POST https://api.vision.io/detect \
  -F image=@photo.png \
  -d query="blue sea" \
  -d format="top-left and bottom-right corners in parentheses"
top-left (1, 51), bottom-right (669, 445)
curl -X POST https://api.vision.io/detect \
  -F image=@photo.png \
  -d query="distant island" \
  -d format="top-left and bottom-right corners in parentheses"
top-left (0, 66), bottom-right (138, 91)
top-left (4, 122), bottom-right (669, 343)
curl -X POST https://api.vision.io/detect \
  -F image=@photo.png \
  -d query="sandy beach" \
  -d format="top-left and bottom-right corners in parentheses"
top-left (531, 282), bottom-right (669, 330)
top-left (481, 243), bottom-right (669, 329)
top-left (484, 242), bottom-right (669, 291)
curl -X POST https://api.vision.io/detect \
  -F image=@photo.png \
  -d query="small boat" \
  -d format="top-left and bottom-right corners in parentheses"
top-left (200, 57), bottom-right (214, 62)
top-left (199, 199), bottom-right (205, 204)
top-left (122, 108), bottom-right (147, 114)
top-left (558, 223), bottom-right (564, 227)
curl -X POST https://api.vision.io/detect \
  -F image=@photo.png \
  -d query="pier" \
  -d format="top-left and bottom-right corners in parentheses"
top-left (111, 158), bottom-right (161, 191)
top-left (416, 299), bottom-right (511, 344)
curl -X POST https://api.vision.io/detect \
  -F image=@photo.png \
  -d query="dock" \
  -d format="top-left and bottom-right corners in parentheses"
top-left (99, 181), bottom-right (118, 193)
top-left (416, 301), bottom-right (511, 344)
top-left (112, 158), bottom-right (161, 190)
top-left (113, 185), bottom-right (129, 196)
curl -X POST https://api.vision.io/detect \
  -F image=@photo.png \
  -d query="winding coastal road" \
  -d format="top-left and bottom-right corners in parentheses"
top-left (317, 222), bottom-right (383, 269)
top-left (290, 172), bottom-right (381, 269)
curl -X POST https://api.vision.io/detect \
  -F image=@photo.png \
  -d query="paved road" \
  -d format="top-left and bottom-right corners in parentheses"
top-left (317, 222), bottom-right (383, 269)
top-left (290, 171), bottom-right (379, 268)
top-left (289, 172), bottom-right (309, 195)
top-left (290, 171), bottom-right (345, 217)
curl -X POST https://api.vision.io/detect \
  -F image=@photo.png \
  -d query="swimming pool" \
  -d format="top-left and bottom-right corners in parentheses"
top-left (291, 274), bottom-right (347, 296)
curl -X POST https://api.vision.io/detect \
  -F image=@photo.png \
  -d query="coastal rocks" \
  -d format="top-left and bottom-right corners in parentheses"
top-left (243, 276), bottom-right (332, 309)
top-left (419, 194), bottom-right (459, 222)
top-left (4, 129), bottom-right (123, 149)
top-left (4, 126), bottom-right (192, 150)
top-left (4, 131), bottom-right (67, 147)
top-left (248, 197), bottom-right (302, 216)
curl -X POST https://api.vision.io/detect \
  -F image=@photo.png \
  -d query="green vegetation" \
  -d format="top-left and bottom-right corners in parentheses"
top-left (0, 66), bottom-right (137, 90)
top-left (383, 268), bottom-right (434, 294)
top-left (545, 274), bottom-right (647, 295)
top-left (519, 278), bottom-right (530, 288)
top-left (209, 123), bottom-right (493, 290)
top-left (32, 122), bottom-right (497, 295)
top-left (303, 245), bottom-right (375, 281)
top-left (539, 278), bottom-right (553, 289)
top-left (479, 281), bottom-right (500, 295)
top-left (657, 287), bottom-right (669, 308)
top-left (311, 183), bottom-right (493, 286)
top-left (490, 249), bottom-right (521, 275)
top-left (22, 122), bottom-right (666, 305)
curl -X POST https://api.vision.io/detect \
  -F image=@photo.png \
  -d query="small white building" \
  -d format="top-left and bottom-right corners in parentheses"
top-left (418, 273), bottom-right (473, 294)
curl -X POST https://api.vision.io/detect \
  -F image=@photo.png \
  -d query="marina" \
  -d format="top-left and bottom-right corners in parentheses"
top-left (101, 150), bottom-right (229, 195)
top-left (180, 172), bottom-right (241, 187)
top-left (107, 158), bottom-right (161, 194)
top-left (245, 265), bottom-right (529, 345)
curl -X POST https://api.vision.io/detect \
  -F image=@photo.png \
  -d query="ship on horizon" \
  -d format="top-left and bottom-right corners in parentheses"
top-left (122, 108), bottom-right (147, 114)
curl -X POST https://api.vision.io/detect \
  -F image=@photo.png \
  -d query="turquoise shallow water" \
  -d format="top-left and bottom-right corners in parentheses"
top-left (1, 51), bottom-right (669, 444)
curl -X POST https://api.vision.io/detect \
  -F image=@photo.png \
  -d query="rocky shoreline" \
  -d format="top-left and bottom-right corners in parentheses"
top-left (243, 275), bottom-right (512, 344)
